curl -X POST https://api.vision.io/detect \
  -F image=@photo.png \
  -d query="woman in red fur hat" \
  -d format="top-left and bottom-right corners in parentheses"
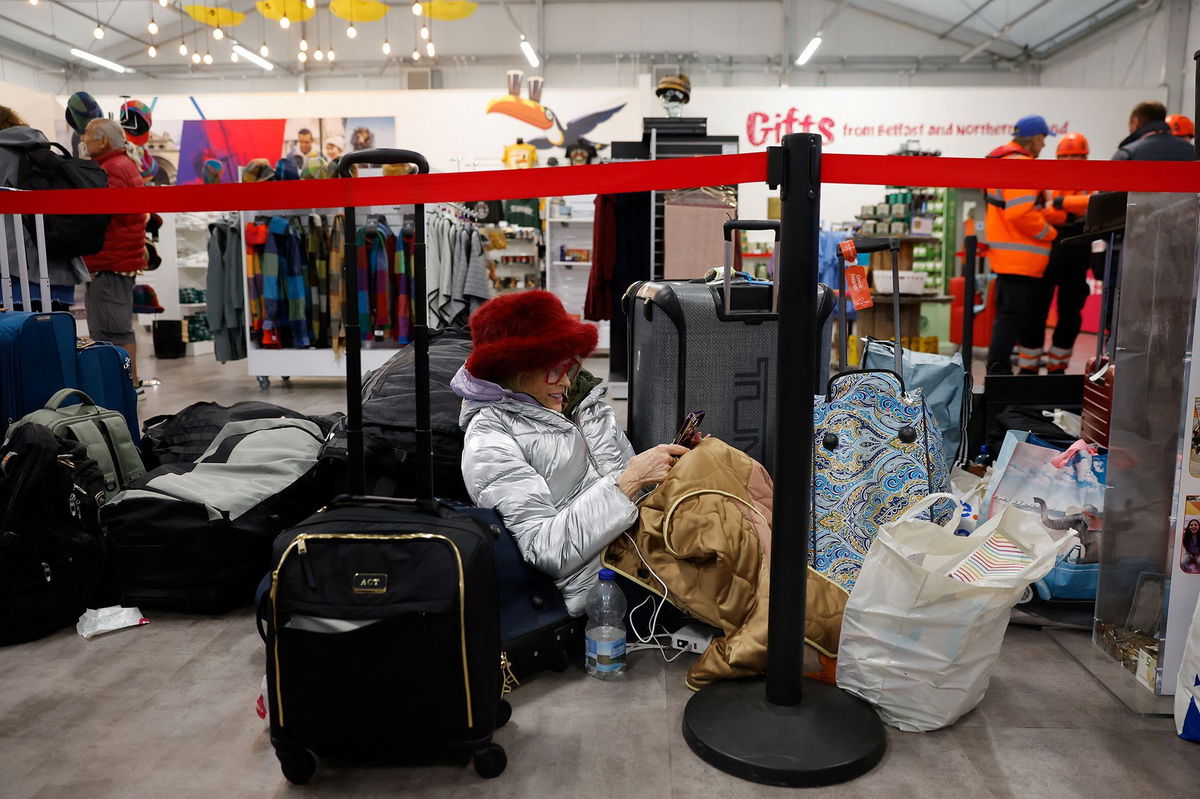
top-left (451, 290), bottom-right (689, 616)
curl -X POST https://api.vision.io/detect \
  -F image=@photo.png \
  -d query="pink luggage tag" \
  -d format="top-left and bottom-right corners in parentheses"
top-left (1051, 439), bottom-right (1098, 469)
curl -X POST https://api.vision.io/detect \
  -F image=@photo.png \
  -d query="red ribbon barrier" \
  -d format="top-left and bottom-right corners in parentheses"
top-left (1, 151), bottom-right (1198, 216)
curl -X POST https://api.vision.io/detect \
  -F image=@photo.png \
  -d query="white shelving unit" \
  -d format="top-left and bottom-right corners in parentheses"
top-left (544, 194), bottom-right (609, 352)
top-left (484, 223), bottom-right (541, 296)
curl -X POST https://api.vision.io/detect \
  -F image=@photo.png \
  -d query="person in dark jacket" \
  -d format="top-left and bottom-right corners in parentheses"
top-left (1112, 101), bottom-right (1197, 161)
top-left (82, 117), bottom-right (147, 386)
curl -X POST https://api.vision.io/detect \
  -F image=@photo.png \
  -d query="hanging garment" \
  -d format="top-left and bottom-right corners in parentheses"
top-left (305, 215), bottom-right (329, 347)
top-left (244, 221), bottom-right (268, 340)
top-left (393, 232), bottom-right (411, 346)
top-left (262, 216), bottom-right (311, 349)
top-left (585, 194), bottom-right (617, 321)
top-left (206, 220), bottom-right (246, 363)
top-left (328, 214), bottom-right (346, 358)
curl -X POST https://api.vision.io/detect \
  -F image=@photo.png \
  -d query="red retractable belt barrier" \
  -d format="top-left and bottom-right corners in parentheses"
top-left (0, 152), bottom-right (1198, 215)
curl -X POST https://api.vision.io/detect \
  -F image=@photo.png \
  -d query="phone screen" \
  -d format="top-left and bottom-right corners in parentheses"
top-left (674, 410), bottom-right (705, 447)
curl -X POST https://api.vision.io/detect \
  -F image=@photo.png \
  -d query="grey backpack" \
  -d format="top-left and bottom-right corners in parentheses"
top-left (11, 388), bottom-right (145, 492)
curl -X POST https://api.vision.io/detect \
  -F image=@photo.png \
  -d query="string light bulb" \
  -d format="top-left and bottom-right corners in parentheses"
top-left (191, 51), bottom-right (201, 64)
top-left (179, 42), bottom-right (188, 56)
top-left (298, 51), bottom-right (307, 62)
top-left (306, 0), bottom-right (315, 7)
top-left (326, 48), bottom-right (335, 61)
top-left (313, 48), bottom-right (324, 61)
top-left (259, 42), bottom-right (269, 57)
top-left (412, 2), bottom-right (422, 15)
top-left (382, 40), bottom-right (391, 55)
top-left (147, 20), bottom-right (159, 35)
top-left (299, 38), bottom-right (308, 51)
top-left (279, 15), bottom-right (290, 29)
top-left (148, 45), bottom-right (158, 57)
top-left (203, 52), bottom-right (213, 64)
top-left (346, 25), bottom-right (357, 39)
top-left (29, 0), bottom-right (39, 6)
top-left (231, 50), bottom-right (239, 62)
top-left (93, 25), bottom-right (105, 39)
top-left (213, 27), bottom-right (224, 40)
top-left (426, 40), bottom-right (435, 57)
top-left (411, 47), bottom-right (420, 61)
top-left (420, 26), bottom-right (429, 40)
top-left (159, 0), bottom-right (169, 6)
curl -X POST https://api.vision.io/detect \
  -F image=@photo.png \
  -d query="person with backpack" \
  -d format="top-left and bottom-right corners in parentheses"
top-left (81, 118), bottom-right (147, 388)
top-left (0, 105), bottom-right (91, 311)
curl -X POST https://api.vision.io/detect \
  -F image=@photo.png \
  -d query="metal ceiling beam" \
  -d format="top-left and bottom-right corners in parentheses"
top-left (958, 0), bottom-right (1050, 63)
top-left (0, 10), bottom-right (160, 77)
top-left (940, 0), bottom-right (999, 39)
top-left (845, 0), bottom-right (1024, 60)
top-left (49, 0), bottom-right (155, 48)
top-left (1031, 0), bottom-right (1149, 59)
top-left (0, 33), bottom-right (72, 72)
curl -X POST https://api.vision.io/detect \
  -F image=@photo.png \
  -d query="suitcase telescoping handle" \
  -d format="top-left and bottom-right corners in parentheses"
top-left (834, 236), bottom-right (904, 386)
top-left (721, 219), bottom-right (781, 317)
top-left (0, 207), bottom-right (52, 313)
top-left (337, 149), bottom-right (433, 499)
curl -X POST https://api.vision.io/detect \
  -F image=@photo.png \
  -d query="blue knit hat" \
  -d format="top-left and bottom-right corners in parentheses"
top-left (275, 157), bottom-right (300, 181)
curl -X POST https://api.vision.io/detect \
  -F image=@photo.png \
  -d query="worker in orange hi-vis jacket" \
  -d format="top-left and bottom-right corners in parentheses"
top-left (1032, 132), bottom-right (1096, 374)
top-left (983, 115), bottom-right (1058, 375)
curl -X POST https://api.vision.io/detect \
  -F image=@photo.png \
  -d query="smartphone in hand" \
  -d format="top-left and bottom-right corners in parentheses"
top-left (674, 410), bottom-right (705, 447)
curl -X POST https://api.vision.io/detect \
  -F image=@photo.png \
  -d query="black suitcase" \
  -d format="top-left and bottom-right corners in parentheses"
top-left (263, 149), bottom-right (509, 785)
top-left (625, 220), bottom-right (834, 472)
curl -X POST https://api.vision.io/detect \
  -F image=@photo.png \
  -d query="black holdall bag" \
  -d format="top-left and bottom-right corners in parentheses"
top-left (13, 141), bottom-right (111, 260)
top-left (262, 149), bottom-right (509, 786)
top-left (0, 424), bottom-right (110, 646)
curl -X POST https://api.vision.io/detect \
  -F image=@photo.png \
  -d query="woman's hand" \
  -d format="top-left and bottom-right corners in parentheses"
top-left (616, 444), bottom-right (690, 498)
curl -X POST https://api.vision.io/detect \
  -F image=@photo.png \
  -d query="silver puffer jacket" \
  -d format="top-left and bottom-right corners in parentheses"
top-left (452, 366), bottom-right (638, 615)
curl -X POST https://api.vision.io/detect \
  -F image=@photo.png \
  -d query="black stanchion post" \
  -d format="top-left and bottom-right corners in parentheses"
top-left (680, 133), bottom-right (887, 788)
top-left (341, 201), bottom-right (365, 496)
top-left (963, 235), bottom-right (977, 361)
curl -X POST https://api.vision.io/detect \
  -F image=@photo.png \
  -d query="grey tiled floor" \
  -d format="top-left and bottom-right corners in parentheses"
top-left (3, 330), bottom-right (1195, 797)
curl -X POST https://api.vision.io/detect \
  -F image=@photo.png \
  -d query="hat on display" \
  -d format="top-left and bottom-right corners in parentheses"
top-left (1056, 132), bottom-right (1089, 157)
top-left (1167, 114), bottom-right (1195, 138)
top-left (465, 290), bottom-right (598, 383)
top-left (65, 92), bottom-right (103, 135)
top-left (275, 157), bottom-right (300, 181)
top-left (300, 154), bottom-right (329, 179)
top-left (135, 146), bottom-right (158, 181)
top-left (202, 158), bottom-right (225, 184)
top-left (655, 73), bottom-right (692, 104)
top-left (1013, 115), bottom-right (1054, 137)
top-left (132, 284), bottom-right (164, 314)
top-left (120, 100), bottom-right (153, 146)
top-left (241, 158), bottom-right (275, 182)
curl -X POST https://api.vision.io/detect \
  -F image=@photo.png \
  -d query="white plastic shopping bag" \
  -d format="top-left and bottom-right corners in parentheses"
top-left (1175, 596), bottom-right (1200, 743)
top-left (76, 606), bottom-right (149, 639)
top-left (836, 493), bottom-right (1073, 732)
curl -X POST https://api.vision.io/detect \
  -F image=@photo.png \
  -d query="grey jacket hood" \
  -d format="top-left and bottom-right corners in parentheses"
top-left (455, 364), bottom-right (637, 615)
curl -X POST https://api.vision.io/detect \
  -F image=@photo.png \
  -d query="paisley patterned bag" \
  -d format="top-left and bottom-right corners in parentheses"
top-left (811, 238), bottom-right (951, 593)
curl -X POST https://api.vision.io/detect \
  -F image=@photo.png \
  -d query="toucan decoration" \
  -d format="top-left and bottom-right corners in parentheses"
top-left (486, 72), bottom-right (625, 150)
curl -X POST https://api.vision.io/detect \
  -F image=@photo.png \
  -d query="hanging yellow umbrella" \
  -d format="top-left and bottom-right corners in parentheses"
top-left (183, 4), bottom-right (247, 27)
top-left (419, 1), bottom-right (478, 21)
top-left (255, 0), bottom-right (316, 24)
top-left (329, 0), bottom-right (388, 23)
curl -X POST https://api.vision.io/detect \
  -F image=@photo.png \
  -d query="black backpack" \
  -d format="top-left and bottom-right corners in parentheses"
top-left (0, 423), bottom-right (111, 645)
top-left (13, 141), bottom-right (110, 260)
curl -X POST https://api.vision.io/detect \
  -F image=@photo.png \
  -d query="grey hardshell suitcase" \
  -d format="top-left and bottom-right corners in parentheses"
top-left (624, 220), bottom-right (834, 472)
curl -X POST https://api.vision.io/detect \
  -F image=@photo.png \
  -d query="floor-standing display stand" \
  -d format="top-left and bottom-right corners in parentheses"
top-left (681, 133), bottom-right (887, 787)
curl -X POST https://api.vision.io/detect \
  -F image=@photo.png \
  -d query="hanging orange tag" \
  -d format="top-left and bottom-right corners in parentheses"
top-left (838, 239), bottom-right (858, 263)
top-left (845, 265), bottom-right (873, 309)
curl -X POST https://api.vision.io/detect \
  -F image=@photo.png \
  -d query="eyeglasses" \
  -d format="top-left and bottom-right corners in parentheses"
top-left (545, 358), bottom-right (582, 384)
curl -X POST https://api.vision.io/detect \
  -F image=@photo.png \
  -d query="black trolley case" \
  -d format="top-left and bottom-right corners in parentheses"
top-left (263, 149), bottom-right (509, 784)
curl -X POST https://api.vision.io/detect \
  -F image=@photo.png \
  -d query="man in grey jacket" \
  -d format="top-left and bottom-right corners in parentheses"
top-left (1112, 101), bottom-right (1197, 161)
top-left (0, 106), bottom-right (90, 309)
top-left (453, 291), bottom-right (686, 615)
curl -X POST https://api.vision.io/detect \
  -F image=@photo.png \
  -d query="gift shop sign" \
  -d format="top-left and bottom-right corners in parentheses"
top-left (745, 108), bottom-right (1074, 147)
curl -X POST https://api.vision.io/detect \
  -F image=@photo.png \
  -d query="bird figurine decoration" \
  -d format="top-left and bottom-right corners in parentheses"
top-left (486, 71), bottom-right (625, 152)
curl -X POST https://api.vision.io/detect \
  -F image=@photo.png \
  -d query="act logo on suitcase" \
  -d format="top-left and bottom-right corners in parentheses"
top-left (352, 572), bottom-right (388, 593)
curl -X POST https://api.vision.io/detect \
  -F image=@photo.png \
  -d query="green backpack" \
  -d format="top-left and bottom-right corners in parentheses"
top-left (11, 388), bottom-right (145, 493)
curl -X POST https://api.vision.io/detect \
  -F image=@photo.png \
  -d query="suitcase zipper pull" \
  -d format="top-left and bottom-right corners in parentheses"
top-left (500, 651), bottom-right (519, 695)
top-left (296, 538), bottom-right (317, 590)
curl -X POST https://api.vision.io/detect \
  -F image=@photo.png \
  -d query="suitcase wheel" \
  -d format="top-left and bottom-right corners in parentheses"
top-left (472, 743), bottom-right (507, 779)
top-left (276, 747), bottom-right (317, 785)
top-left (496, 698), bottom-right (512, 729)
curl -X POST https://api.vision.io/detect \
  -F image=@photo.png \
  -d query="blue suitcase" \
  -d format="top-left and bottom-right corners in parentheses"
top-left (75, 340), bottom-right (140, 445)
top-left (0, 311), bottom-right (78, 436)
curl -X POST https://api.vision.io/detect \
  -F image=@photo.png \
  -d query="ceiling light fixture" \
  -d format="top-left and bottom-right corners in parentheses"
top-left (382, 40), bottom-right (391, 55)
top-left (306, 0), bottom-right (315, 7)
top-left (300, 38), bottom-right (308, 51)
top-left (147, 20), bottom-right (159, 35)
top-left (213, 27), bottom-right (224, 40)
top-left (148, 45), bottom-right (157, 57)
top-left (420, 26), bottom-right (429, 40)
top-left (29, 0), bottom-right (39, 6)
top-left (93, 25), bottom-right (105, 39)
top-left (280, 15), bottom-right (290, 29)
top-left (203, 51), bottom-right (213, 64)
top-left (519, 35), bottom-right (538, 68)
top-left (346, 25), bottom-right (357, 39)
top-left (298, 50), bottom-right (307, 62)
top-left (326, 48), bottom-right (335, 61)
top-left (259, 42), bottom-right (269, 57)
top-left (426, 40), bottom-right (435, 57)
top-left (233, 44), bottom-right (275, 70)
top-left (795, 34), bottom-right (821, 66)
top-left (179, 41), bottom-right (188, 55)
top-left (191, 51), bottom-right (201, 64)
top-left (231, 50), bottom-right (239, 62)
top-left (412, 2), bottom-right (422, 15)
top-left (313, 48), bottom-right (324, 61)
top-left (411, 47), bottom-right (420, 61)
top-left (70, 47), bottom-right (129, 73)
top-left (159, 0), bottom-right (169, 6)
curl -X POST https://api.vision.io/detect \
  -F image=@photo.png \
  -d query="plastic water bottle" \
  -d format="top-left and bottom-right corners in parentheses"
top-left (584, 568), bottom-right (627, 680)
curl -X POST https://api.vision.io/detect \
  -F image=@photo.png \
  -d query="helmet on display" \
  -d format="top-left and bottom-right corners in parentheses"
top-left (1056, 132), bottom-right (1089, 157)
top-left (120, 100), bottom-right (153, 146)
top-left (1167, 114), bottom-right (1195, 138)
top-left (655, 73), bottom-right (691, 105)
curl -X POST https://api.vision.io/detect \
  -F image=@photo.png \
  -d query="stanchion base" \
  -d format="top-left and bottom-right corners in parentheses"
top-left (682, 677), bottom-right (887, 788)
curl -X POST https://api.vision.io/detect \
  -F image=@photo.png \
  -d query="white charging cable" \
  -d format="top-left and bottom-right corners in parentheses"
top-left (622, 532), bottom-right (689, 663)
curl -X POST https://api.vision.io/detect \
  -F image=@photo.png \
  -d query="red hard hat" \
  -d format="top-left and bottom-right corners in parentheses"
top-left (1056, 132), bottom-right (1089, 157)
top-left (1167, 114), bottom-right (1195, 138)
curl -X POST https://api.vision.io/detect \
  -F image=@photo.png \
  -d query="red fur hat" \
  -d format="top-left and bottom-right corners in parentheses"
top-left (467, 291), bottom-right (598, 383)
